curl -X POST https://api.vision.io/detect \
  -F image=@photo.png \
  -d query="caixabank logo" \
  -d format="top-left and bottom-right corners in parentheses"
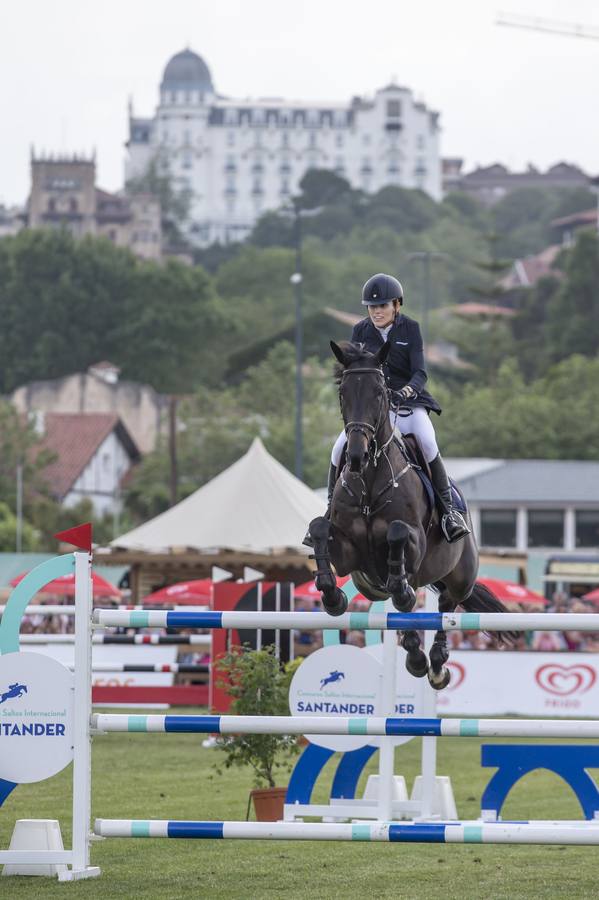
top-left (0, 651), bottom-right (74, 785)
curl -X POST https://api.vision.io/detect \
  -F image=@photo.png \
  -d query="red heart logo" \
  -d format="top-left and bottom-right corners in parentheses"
top-left (535, 664), bottom-right (596, 696)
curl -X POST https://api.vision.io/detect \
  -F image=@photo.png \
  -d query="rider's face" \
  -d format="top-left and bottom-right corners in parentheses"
top-left (367, 301), bottom-right (396, 329)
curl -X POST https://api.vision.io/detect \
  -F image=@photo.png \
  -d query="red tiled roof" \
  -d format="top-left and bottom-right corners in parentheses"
top-left (39, 413), bottom-right (138, 499)
top-left (449, 302), bottom-right (516, 317)
top-left (551, 208), bottom-right (597, 228)
top-left (500, 245), bottom-right (562, 290)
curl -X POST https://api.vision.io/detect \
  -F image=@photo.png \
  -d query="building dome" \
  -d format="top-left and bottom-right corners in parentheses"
top-left (161, 48), bottom-right (214, 93)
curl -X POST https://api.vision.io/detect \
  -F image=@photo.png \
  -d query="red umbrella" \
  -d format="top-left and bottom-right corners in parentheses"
top-left (294, 576), bottom-right (370, 609)
top-left (582, 588), bottom-right (599, 605)
top-left (10, 570), bottom-right (122, 599)
top-left (141, 579), bottom-right (213, 606)
top-left (477, 577), bottom-right (547, 606)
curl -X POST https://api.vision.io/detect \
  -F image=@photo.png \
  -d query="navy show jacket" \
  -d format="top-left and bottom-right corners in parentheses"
top-left (350, 313), bottom-right (442, 415)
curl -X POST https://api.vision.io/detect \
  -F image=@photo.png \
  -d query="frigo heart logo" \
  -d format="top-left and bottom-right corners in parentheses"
top-left (445, 661), bottom-right (466, 691)
top-left (535, 664), bottom-right (596, 696)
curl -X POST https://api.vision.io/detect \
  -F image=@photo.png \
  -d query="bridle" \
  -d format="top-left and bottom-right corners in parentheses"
top-left (339, 363), bottom-right (412, 519)
top-left (341, 366), bottom-right (396, 461)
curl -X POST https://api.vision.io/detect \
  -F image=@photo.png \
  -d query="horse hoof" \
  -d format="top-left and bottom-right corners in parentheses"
top-left (322, 588), bottom-right (348, 617)
top-left (391, 586), bottom-right (416, 612)
top-left (427, 666), bottom-right (451, 691)
top-left (406, 652), bottom-right (428, 678)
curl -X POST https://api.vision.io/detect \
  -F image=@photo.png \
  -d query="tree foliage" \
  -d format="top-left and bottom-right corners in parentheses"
top-left (0, 229), bottom-right (226, 393)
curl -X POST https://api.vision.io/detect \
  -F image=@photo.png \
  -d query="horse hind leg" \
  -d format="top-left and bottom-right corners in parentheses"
top-left (386, 520), bottom-right (416, 612)
top-left (306, 516), bottom-right (348, 617)
top-left (427, 583), bottom-right (454, 690)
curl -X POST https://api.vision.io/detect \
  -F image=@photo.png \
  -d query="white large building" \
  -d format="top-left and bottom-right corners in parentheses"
top-left (126, 49), bottom-right (442, 246)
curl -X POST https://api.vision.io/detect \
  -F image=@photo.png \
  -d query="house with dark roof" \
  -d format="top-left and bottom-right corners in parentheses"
top-left (39, 413), bottom-right (141, 516)
top-left (450, 459), bottom-right (599, 554)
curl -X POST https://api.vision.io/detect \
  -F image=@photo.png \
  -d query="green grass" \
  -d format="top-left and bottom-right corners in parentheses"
top-left (2, 709), bottom-right (598, 899)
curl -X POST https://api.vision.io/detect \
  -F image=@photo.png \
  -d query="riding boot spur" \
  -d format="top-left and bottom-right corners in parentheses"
top-left (302, 463), bottom-right (337, 548)
top-left (429, 454), bottom-right (471, 543)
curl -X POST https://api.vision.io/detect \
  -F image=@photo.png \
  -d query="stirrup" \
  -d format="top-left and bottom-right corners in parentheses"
top-left (441, 510), bottom-right (471, 543)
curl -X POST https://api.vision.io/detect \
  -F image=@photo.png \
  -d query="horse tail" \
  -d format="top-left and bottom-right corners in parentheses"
top-left (461, 581), bottom-right (519, 645)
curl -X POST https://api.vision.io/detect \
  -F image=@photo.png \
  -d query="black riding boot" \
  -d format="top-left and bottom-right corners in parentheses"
top-left (429, 454), bottom-right (471, 543)
top-left (303, 463), bottom-right (337, 548)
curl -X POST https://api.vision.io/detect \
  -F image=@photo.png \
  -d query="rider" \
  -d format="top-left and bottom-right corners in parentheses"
top-left (327, 272), bottom-right (470, 544)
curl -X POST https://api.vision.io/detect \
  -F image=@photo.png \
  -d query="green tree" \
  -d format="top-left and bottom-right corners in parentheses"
top-left (545, 230), bottom-right (599, 362)
top-left (0, 502), bottom-right (38, 552)
top-left (0, 230), bottom-right (225, 393)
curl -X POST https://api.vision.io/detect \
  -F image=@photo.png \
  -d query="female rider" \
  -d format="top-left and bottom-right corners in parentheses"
top-left (328, 272), bottom-right (470, 544)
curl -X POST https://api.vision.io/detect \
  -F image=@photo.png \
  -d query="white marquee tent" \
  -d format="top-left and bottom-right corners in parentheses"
top-left (112, 438), bottom-right (325, 555)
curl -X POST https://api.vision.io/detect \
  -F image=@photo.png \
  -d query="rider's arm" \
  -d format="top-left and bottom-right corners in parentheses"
top-left (406, 321), bottom-right (428, 394)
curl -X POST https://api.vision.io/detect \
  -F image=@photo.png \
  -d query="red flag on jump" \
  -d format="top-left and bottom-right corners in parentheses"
top-left (54, 523), bottom-right (93, 552)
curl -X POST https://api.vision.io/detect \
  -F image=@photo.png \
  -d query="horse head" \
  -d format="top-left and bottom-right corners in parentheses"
top-left (331, 340), bottom-right (390, 474)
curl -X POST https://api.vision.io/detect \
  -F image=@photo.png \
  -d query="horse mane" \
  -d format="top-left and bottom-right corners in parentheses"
top-left (333, 341), bottom-right (379, 384)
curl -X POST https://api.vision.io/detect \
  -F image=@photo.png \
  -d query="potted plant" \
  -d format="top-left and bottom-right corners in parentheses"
top-left (214, 646), bottom-right (302, 821)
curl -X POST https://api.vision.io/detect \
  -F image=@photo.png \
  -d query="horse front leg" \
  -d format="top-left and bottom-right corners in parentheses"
top-left (306, 516), bottom-right (348, 617)
top-left (385, 520), bottom-right (416, 612)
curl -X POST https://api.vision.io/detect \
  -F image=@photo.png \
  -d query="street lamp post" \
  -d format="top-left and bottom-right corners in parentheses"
top-left (290, 201), bottom-right (304, 481)
top-left (408, 251), bottom-right (448, 347)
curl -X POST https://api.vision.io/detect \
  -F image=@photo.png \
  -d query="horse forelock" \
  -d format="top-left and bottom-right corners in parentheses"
top-left (333, 341), bottom-right (379, 384)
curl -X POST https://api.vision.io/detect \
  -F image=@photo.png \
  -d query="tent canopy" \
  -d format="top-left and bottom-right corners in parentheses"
top-left (112, 438), bottom-right (325, 555)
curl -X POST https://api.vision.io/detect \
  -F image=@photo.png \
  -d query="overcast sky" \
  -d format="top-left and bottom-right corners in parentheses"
top-left (1, 0), bottom-right (598, 206)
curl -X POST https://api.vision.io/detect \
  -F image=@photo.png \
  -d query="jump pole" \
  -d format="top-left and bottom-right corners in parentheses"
top-left (93, 819), bottom-right (599, 845)
top-left (92, 610), bottom-right (599, 632)
top-left (91, 714), bottom-right (599, 739)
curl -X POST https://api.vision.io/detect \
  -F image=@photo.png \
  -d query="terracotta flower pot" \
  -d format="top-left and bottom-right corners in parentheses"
top-left (250, 786), bottom-right (287, 821)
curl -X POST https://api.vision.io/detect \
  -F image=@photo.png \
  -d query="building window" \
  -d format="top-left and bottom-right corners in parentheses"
top-left (417, 134), bottom-right (425, 150)
top-left (387, 99), bottom-right (402, 118)
top-left (182, 151), bottom-right (193, 169)
top-left (281, 133), bottom-right (289, 148)
top-left (335, 134), bottom-right (344, 148)
top-left (480, 509), bottom-right (517, 548)
top-left (69, 197), bottom-right (78, 212)
top-left (528, 510), bottom-right (564, 548)
top-left (252, 180), bottom-right (263, 196)
top-left (576, 510), bottom-right (599, 548)
top-left (227, 131), bottom-right (235, 146)
top-left (308, 133), bottom-right (317, 149)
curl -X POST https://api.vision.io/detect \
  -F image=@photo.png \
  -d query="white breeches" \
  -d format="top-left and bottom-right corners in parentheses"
top-left (331, 407), bottom-right (439, 467)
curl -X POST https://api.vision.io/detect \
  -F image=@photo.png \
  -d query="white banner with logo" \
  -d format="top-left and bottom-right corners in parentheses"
top-left (438, 651), bottom-right (599, 717)
top-left (289, 643), bottom-right (426, 751)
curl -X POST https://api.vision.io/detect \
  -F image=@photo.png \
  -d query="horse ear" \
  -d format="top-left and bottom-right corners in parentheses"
top-left (330, 341), bottom-right (347, 366)
top-left (375, 341), bottom-right (391, 367)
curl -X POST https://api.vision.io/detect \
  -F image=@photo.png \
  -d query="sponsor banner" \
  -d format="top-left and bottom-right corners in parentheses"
top-left (0, 652), bottom-right (74, 784)
top-left (26, 644), bottom-right (179, 687)
top-left (289, 643), bottom-right (426, 751)
top-left (437, 651), bottom-right (599, 717)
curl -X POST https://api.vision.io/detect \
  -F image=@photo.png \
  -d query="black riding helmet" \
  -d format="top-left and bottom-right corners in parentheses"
top-left (361, 273), bottom-right (404, 306)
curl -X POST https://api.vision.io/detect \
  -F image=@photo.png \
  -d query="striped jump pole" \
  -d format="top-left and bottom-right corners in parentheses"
top-left (93, 609), bottom-right (599, 632)
top-left (93, 819), bottom-right (599, 845)
top-left (84, 664), bottom-right (209, 674)
top-left (19, 634), bottom-right (211, 646)
top-left (91, 713), bottom-right (599, 739)
top-left (0, 604), bottom-right (209, 617)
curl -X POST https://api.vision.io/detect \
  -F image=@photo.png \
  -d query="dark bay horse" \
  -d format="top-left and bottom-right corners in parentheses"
top-left (305, 340), bottom-right (513, 690)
